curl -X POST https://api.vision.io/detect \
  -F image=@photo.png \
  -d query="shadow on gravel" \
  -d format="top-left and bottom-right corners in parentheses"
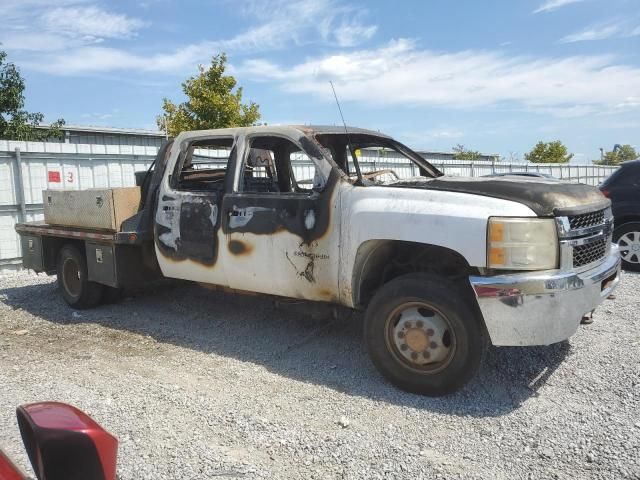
top-left (1, 278), bottom-right (573, 417)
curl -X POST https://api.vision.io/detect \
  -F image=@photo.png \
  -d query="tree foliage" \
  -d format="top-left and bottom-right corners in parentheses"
top-left (158, 54), bottom-right (261, 137)
top-left (592, 144), bottom-right (638, 165)
top-left (0, 49), bottom-right (64, 141)
top-left (524, 140), bottom-right (573, 164)
top-left (452, 144), bottom-right (482, 161)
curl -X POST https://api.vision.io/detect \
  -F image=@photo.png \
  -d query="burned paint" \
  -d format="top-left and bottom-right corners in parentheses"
top-left (153, 126), bottom-right (343, 305)
top-left (155, 193), bottom-right (221, 266)
top-left (178, 198), bottom-right (218, 263)
top-left (221, 169), bottom-right (339, 245)
top-left (388, 176), bottom-right (610, 217)
top-left (228, 206), bottom-right (280, 230)
top-left (228, 239), bottom-right (253, 256)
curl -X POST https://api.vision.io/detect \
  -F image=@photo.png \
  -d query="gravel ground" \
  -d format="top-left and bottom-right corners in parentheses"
top-left (0, 270), bottom-right (638, 480)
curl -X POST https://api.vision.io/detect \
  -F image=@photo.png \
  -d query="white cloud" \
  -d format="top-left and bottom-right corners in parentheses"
top-left (238, 39), bottom-right (640, 117)
top-left (17, 0), bottom-right (378, 75)
top-left (398, 128), bottom-right (465, 149)
top-left (534, 0), bottom-right (584, 14)
top-left (427, 129), bottom-right (465, 139)
top-left (224, 0), bottom-right (377, 50)
top-left (561, 23), bottom-right (621, 43)
top-left (0, 0), bottom-right (87, 18)
top-left (616, 96), bottom-right (640, 108)
top-left (81, 112), bottom-right (114, 120)
top-left (23, 44), bottom-right (212, 74)
top-left (0, 32), bottom-right (73, 52)
top-left (41, 6), bottom-right (146, 39)
top-left (561, 20), bottom-right (640, 43)
top-left (0, 2), bottom-right (147, 53)
top-left (333, 20), bottom-right (377, 47)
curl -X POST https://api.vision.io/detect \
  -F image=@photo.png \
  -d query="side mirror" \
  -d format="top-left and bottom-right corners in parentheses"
top-left (16, 402), bottom-right (118, 480)
top-left (0, 450), bottom-right (26, 480)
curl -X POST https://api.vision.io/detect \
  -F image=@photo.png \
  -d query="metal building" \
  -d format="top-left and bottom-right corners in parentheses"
top-left (33, 124), bottom-right (498, 162)
top-left (36, 124), bottom-right (166, 148)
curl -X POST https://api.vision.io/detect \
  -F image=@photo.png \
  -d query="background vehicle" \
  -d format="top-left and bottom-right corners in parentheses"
top-left (15, 125), bottom-right (620, 396)
top-left (600, 160), bottom-right (640, 271)
top-left (0, 402), bottom-right (118, 480)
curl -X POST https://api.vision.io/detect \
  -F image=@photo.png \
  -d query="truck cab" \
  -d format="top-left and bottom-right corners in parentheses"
top-left (16, 125), bottom-right (621, 396)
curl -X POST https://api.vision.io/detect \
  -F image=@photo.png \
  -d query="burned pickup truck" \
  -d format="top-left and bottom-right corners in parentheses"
top-left (16, 125), bottom-right (621, 395)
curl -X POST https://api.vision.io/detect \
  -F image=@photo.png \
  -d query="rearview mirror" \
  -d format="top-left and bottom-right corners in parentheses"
top-left (16, 402), bottom-right (118, 480)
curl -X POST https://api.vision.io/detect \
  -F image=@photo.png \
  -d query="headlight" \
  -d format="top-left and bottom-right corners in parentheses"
top-left (487, 217), bottom-right (558, 270)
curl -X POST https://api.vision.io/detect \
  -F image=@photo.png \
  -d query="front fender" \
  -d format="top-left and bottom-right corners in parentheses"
top-left (337, 184), bottom-right (536, 306)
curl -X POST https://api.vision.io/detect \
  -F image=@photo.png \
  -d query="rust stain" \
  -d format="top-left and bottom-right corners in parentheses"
top-left (228, 239), bottom-right (254, 256)
top-left (317, 287), bottom-right (338, 303)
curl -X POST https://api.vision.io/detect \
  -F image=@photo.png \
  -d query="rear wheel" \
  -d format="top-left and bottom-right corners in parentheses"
top-left (364, 273), bottom-right (487, 396)
top-left (614, 222), bottom-right (640, 272)
top-left (57, 244), bottom-right (104, 309)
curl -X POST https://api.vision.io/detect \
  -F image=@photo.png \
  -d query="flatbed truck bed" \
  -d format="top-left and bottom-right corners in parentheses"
top-left (15, 221), bottom-right (159, 288)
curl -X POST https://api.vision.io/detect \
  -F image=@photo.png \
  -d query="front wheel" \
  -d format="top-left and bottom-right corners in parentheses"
top-left (364, 273), bottom-right (487, 396)
top-left (614, 222), bottom-right (640, 272)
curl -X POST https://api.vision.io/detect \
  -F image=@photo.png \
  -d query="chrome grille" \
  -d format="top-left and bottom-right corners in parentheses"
top-left (557, 207), bottom-right (612, 270)
top-left (568, 209), bottom-right (606, 230)
top-left (573, 238), bottom-right (608, 268)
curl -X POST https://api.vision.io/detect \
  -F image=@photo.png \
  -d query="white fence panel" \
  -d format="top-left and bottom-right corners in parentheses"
top-left (0, 211), bottom-right (44, 267)
top-left (0, 148), bottom-right (155, 268)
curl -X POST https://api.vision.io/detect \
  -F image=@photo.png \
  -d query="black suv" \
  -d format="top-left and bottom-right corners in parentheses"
top-left (600, 160), bottom-right (640, 271)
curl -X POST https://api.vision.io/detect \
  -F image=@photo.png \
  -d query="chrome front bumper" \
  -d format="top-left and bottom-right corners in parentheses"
top-left (470, 244), bottom-right (621, 346)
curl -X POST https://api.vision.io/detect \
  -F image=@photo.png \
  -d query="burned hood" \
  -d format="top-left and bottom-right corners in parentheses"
top-left (387, 176), bottom-right (610, 216)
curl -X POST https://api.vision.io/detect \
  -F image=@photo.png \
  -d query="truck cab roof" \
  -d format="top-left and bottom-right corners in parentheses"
top-left (174, 125), bottom-right (392, 142)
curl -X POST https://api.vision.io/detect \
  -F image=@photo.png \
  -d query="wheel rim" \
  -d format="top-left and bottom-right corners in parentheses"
top-left (385, 302), bottom-right (456, 374)
top-left (62, 258), bottom-right (81, 297)
top-left (617, 231), bottom-right (640, 264)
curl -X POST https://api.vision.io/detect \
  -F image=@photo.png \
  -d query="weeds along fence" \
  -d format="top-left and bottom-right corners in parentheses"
top-left (0, 140), bottom-right (617, 268)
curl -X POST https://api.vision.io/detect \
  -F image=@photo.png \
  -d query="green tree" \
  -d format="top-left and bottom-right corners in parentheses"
top-left (593, 144), bottom-right (638, 165)
top-left (452, 144), bottom-right (482, 161)
top-left (0, 49), bottom-right (64, 140)
top-left (157, 53), bottom-right (261, 137)
top-left (524, 140), bottom-right (573, 164)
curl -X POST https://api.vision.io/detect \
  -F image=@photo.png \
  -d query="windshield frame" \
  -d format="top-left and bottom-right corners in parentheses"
top-left (313, 132), bottom-right (443, 183)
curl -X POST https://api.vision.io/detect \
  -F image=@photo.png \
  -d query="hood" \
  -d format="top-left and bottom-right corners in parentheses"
top-left (387, 176), bottom-right (610, 216)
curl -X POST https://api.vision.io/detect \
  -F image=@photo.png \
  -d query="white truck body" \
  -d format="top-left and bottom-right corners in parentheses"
top-left (16, 125), bottom-right (621, 395)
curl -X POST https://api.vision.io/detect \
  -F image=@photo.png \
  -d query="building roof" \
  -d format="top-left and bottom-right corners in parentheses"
top-left (36, 123), bottom-right (165, 137)
top-left (33, 123), bottom-right (499, 158)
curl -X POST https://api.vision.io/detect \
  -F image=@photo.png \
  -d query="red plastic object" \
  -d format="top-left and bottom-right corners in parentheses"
top-left (17, 402), bottom-right (117, 480)
top-left (0, 451), bottom-right (26, 480)
top-left (600, 189), bottom-right (610, 198)
top-left (47, 171), bottom-right (61, 183)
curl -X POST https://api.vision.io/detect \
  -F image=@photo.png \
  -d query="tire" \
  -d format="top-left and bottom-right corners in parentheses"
top-left (364, 273), bottom-right (487, 396)
top-left (57, 244), bottom-right (104, 309)
top-left (613, 222), bottom-right (640, 272)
